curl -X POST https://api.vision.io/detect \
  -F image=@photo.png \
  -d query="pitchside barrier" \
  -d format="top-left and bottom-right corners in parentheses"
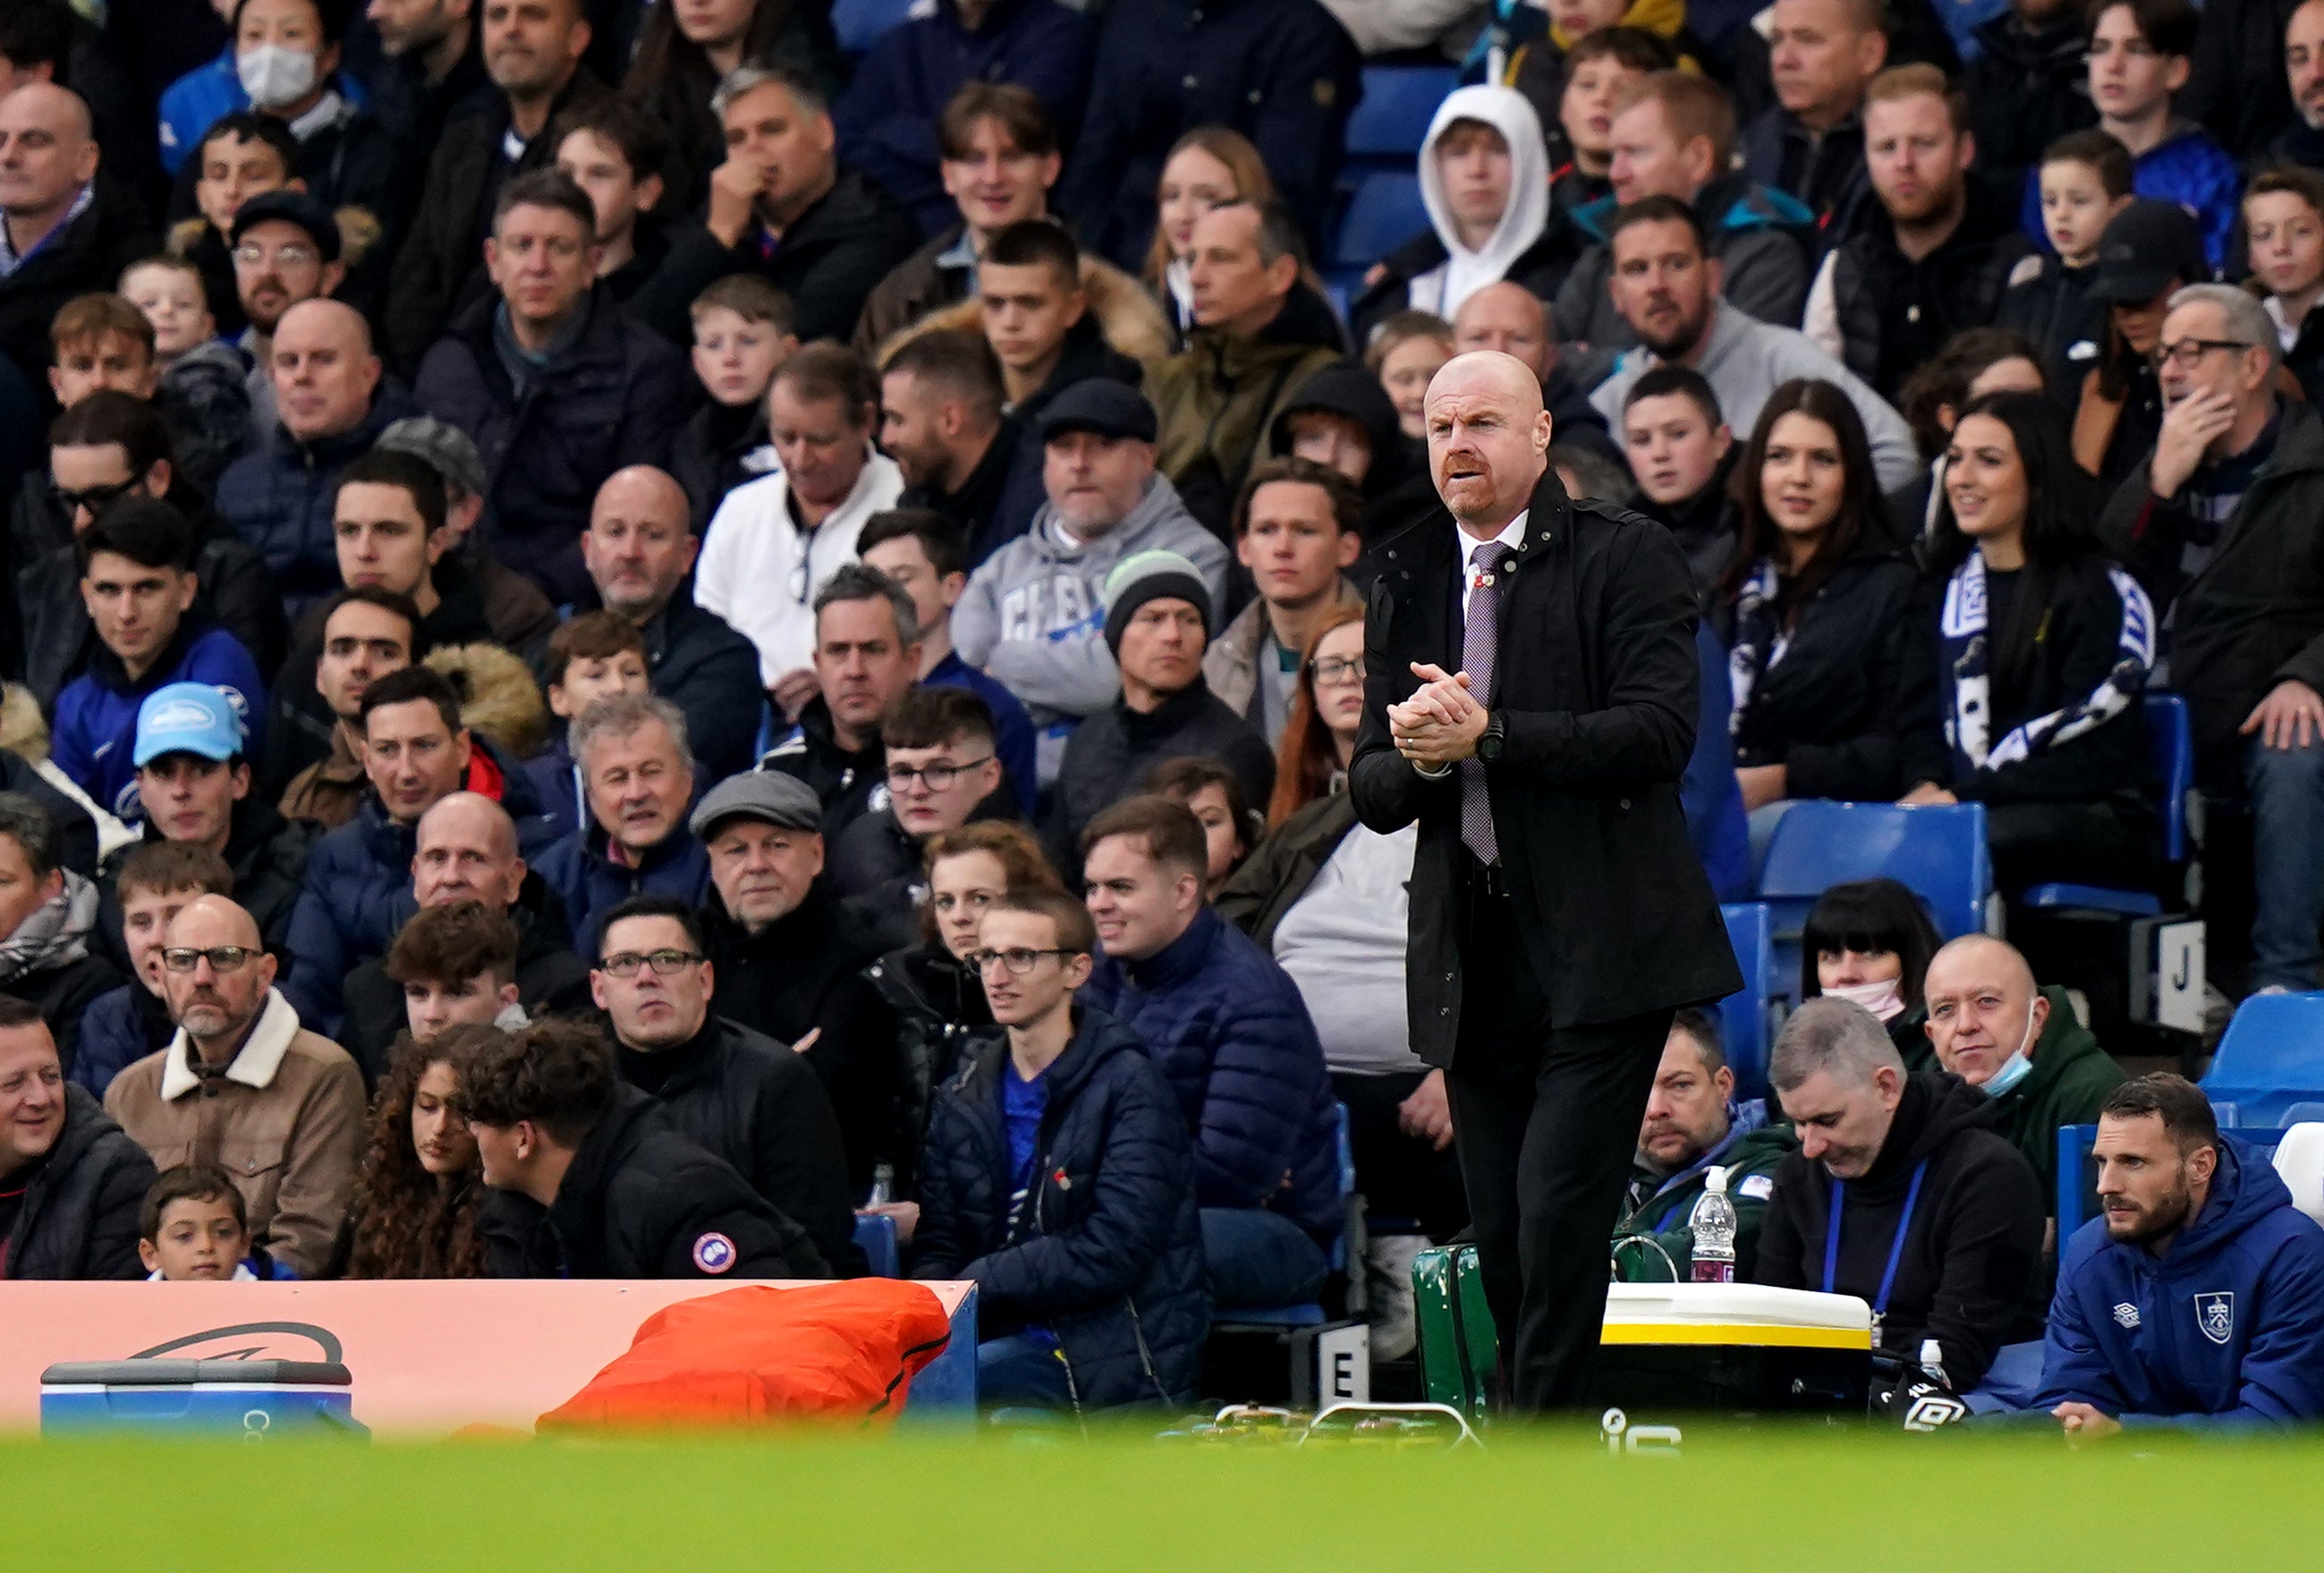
top-left (0, 1280), bottom-right (979, 1437)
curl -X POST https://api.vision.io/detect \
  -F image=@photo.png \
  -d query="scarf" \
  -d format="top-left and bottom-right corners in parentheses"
top-left (0, 870), bottom-right (98, 988)
top-left (1726, 557), bottom-right (1790, 734)
top-left (1937, 551), bottom-right (2154, 778)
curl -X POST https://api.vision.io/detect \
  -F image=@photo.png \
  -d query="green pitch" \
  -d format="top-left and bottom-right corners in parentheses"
top-left (5, 1422), bottom-right (2317, 1569)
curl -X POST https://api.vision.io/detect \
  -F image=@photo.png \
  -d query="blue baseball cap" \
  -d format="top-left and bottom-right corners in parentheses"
top-left (133, 683), bottom-right (247, 768)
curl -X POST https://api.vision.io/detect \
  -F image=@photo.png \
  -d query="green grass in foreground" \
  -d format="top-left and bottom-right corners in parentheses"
top-left (5, 1421), bottom-right (2317, 1571)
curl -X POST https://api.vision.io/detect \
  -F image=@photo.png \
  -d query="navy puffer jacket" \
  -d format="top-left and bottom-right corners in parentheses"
top-left (214, 390), bottom-right (417, 616)
top-left (1081, 906), bottom-right (1340, 1236)
top-left (914, 1008), bottom-right (1208, 1410)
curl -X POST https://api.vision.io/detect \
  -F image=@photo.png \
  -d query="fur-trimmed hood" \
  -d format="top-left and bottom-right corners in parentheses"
top-left (878, 254), bottom-right (1175, 370)
top-left (426, 642), bottom-right (551, 761)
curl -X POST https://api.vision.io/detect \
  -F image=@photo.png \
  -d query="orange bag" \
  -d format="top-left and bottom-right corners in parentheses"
top-left (537, 1281), bottom-right (955, 1431)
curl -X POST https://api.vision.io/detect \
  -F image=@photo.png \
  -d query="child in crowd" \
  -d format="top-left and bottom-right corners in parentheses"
top-left (138, 1163), bottom-right (290, 1281)
top-left (671, 275), bottom-right (797, 529)
top-left (526, 611), bottom-right (654, 837)
top-left (2000, 130), bottom-right (2135, 411)
top-left (47, 293), bottom-right (156, 409)
top-left (1364, 310), bottom-right (1455, 440)
top-left (1549, 27), bottom-right (1676, 212)
top-left (173, 112), bottom-right (303, 339)
top-left (2243, 166), bottom-right (2324, 406)
top-left (72, 844), bottom-right (234, 1099)
top-left (119, 256), bottom-right (252, 494)
top-left (2082, 0), bottom-right (2240, 268)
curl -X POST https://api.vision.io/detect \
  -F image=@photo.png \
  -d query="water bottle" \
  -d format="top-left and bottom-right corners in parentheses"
top-left (1919, 1338), bottom-right (1949, 1390)
top-left (867, 1162), bottom-right (895, 1209)
top-left (1688, 1166), bottom-right (1738, 1284)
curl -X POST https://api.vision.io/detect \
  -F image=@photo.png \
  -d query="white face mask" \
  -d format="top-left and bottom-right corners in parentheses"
top-left (1824, 975), bottom-right (1905, 1022)
top-left (1979, 999), bottom-right (2042, 1099)
top-left (238, 45), bottom-right (319, 112)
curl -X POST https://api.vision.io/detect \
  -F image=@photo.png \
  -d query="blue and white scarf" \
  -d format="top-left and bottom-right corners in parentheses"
top-left (1726, 557), bottom-right (1789, 733)
top-left (1938, 552), bottom-right (2156, 777)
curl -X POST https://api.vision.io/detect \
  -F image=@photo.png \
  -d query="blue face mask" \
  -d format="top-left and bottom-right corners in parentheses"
top-left (1979, 999), bottom-right (2040, 1099)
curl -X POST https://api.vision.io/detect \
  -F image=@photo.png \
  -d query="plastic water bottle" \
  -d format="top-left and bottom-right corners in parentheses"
top-left (1688, 1166), bottom-right (1738, 1284)
top-left (1920, 1338), bottom-right (1949, 1390)
top-left (867, 1162), bottom-right (895, 1209)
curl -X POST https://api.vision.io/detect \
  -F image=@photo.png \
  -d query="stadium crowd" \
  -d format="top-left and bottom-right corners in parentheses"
top-left (3, 0), bottom-right (2324, 1430)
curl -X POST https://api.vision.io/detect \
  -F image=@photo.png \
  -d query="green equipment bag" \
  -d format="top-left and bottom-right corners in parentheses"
top-left (1412, 1246), bottom-right (1498, 1420)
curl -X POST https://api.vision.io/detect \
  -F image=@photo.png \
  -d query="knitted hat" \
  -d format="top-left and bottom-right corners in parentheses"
top-left (1102, 549), bottom-right (1212, 655)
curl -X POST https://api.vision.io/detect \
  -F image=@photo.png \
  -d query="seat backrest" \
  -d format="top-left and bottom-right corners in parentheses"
top-left (1718, 903), bottom-right (1772, 1098)
top-left (2201, 993), bottom-right (2324, 1128)
top-left (1331, 171), bottom-right (1428, 269)
top-left (2144, 693), bottom-right (2193, 863)
top-left (833, 0), bottom-right (918, 55)
top-left (1344, 66), bottom-right (1459, 159)
top-left (1757, 802), bottom-right (1991, 940)
top-left (852, 1212), bottom-right (901, 1279)
top-left (2273, 1124), bottom-right (2324, 1228)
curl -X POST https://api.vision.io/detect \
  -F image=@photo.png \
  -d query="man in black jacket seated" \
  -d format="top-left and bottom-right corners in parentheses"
top-left (413, 169), bottom-right (690, 607)
top-left (630, 61), bottom-right (921, 348)
top-left (0, 996), bottom-right (153, 1280)
top-left (1617, 366), bottom-right (1738, 601)
top-left (1753, 998), bottom-right (2048, 1392)
top-left (691, 770), bottom-right (894, 1201)
top-left (593, 893), bottom-right (862, 1275)
top-left (828, 686), bottom-right (1011, 949)
top-left (462, 1014), bottom-right (829, 1280)
top-left (1047, 548), bottom-right (1274, 863)
top-left (0, 84), bottom-right (152, 403)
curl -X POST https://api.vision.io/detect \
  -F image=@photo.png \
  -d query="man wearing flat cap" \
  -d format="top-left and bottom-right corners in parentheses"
top-left (953, 380), bottom-right (1230, 788)
top-left (694, 770), bottom-right (898, 1200)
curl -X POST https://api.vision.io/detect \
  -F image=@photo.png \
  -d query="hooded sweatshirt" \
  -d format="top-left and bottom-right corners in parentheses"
top-left (2039, 1137), bottom-right (2324, 1425)
top-left (1754, 1071), bottom-right (2048, 1389)
top-left (952, 472), bottom-right (1228, 784)
top-left (1408, 86), bottom-right (1554, 323)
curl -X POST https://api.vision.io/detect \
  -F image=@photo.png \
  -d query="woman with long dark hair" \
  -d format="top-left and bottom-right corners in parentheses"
top-left (1903, 390), bottom-right (2158, 889)
top-left (342, 1026), bottom-right (496, 1279)
top-left (623, 0), bottom-right (847, 204)
top-left (2071, 200), bottom-right (2208, 485)
top-left (1796, 877), bottom-right (1945, 1061)
top-left (1711, 379), bottom-right (1923, 859)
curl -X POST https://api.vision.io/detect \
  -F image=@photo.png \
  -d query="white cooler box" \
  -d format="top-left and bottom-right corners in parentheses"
top-left (1592, 1283), bottom-right (1874, 1414)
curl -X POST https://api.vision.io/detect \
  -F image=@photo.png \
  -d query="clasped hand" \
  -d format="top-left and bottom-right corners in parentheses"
top-left (1388, 662), bottom-right (1489, 767)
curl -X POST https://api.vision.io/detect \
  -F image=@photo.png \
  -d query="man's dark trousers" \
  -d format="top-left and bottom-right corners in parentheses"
top-left (1444, 868), bottom-right (1672, 1411)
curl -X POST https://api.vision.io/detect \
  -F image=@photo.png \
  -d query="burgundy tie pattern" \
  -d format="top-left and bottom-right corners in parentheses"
top-left (1461, 539), bottom-right (1508, 866)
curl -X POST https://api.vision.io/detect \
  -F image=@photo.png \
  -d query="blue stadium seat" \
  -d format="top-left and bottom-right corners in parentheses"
top-left (1344, 66), bottom-right (1459, 160)
top-left (853, 1212), bottom-right (901, 1278)
top-left (1218, 1103), bottom-right (1357, 1329)
top-left (1330, 171), bottom-right (1428, 272)
top-left (2022, 693), bottom-right (2193, 916)
top-left (1718, 903), bottom-right (1774, 1099)
top-left (833, 0), bottom-right (920, 55)
top-left (1758, 801), bottom-right (1992, 943)
top-left (2200, 992), bottom-right (2324, 1130)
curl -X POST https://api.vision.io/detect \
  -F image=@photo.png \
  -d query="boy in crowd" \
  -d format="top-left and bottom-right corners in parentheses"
top-left (2000, 130), bottom-right (2137, 407)
top-left (47, 294), bottom-right (157, 409)
top-left (50, 503), bottom-right (268, 824)
top-left (120, 255), bottom-right (250, 493)
top-left (138, 1162), bottom-right (283, 1281)
top-left (550, 97), bottom-right (671, 305)
top-left (175, 113), bottom-right (304, 340)
top-left (527, 611), bottom-right (653, 838)
top-left (672, 276), bottom-right (797, 528)
top-left (2082, 0), bottom-right (2240, 268)
top-left (72, 844), bottom-right (234, 1099)
top-left (1620, 366), bottom-right (1738, 600)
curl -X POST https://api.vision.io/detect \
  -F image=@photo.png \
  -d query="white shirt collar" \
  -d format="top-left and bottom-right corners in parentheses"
top-left (1456, 510), bottom-right (1528, 561)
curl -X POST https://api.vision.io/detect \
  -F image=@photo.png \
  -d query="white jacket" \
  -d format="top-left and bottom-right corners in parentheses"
top-left (695, 450), bottom-right (906, 687)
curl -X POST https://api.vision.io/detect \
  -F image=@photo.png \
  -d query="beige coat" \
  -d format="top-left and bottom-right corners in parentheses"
top-left (1202, 579), bottom-right (1367, 721)
top-left (106, 989), bottom-right (367, 1278)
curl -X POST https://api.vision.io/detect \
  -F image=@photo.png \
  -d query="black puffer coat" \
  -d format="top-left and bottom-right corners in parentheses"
top-left (2, 1084), bottom-right (154, 1280)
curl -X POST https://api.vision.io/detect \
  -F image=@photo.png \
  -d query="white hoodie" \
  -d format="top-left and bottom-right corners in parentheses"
top-left (1409, 84), bottom-right (1552, 322)
top-left (695, 449), bottom-right (906, 688)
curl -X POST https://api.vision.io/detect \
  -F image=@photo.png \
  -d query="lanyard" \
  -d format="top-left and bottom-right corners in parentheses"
top-left (1822, 1160), bottom-right (1929, 1314)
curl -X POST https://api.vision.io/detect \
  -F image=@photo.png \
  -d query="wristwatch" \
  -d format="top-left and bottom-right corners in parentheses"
top-left (1476, 713), bottom-right (1505, 763)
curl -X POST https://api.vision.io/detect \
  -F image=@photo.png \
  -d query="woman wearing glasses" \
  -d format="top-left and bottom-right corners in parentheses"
top-left (341, 1025), bottom-right (494, 1279)
top-left (1900, 391), bottom-right (2158, 894)
top-left (863, 821), bottom-right (1065, 1237)
top-left (1216, 608), bottom-right (1466, 1353)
